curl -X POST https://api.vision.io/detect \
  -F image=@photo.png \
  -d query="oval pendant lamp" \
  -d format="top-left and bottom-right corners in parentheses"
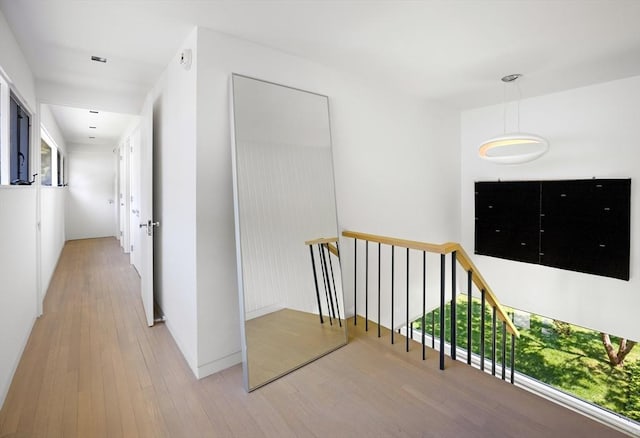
top-left (479, 74), bottom-right (549, 164)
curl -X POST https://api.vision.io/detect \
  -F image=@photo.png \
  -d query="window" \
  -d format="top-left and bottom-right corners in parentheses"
top-left (41, 126), bottom-right (63, 187)
top-left (413, 299), bottom-right (640, 423)
top-left (41, 139), bottom-right (52, 186)
top-left (9, 95), bottom-right (31, 184)
top-left (0, 73), bottom-right (8, 183)
top-left (57, 150), bottom-right (63, 186)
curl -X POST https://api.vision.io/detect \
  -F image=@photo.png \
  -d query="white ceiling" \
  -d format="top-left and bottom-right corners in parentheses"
top-left (3, 1), bottom-right (640, 141)
top-left (45, 104), bottom-right (138, 148)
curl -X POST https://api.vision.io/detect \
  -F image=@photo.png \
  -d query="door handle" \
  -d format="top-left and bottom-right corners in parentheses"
top-left (139, 219), bottom-right (160, 236)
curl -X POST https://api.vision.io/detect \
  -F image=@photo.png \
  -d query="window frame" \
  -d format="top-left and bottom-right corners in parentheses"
top-left (9, 93), bottom-right (31, 184)
top-left (41, 126), bottom-right (60, 187)
top-left (40, 138), bottom-right (53, 186)
top-left (0, 72), bottom-right (9, 184)
top-left (0, 66), bottom-right (34, 186)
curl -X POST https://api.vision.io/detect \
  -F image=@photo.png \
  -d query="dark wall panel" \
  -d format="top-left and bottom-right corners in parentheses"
top-left (475, 179), bottom-right (630, 281)
top-left (541, 179), bottom-right (630, 280)
top-left (475, 181), bottom-right (540, 264)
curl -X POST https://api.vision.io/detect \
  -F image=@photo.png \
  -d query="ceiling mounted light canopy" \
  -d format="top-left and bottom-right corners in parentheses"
top-left (479, 74), bottom-right (549, 164)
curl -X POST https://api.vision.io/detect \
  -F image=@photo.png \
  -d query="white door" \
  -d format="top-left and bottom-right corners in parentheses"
top-left (118, 145), bottom-right (125, 247)
top-left (139, 105), bottom-right (155, 327)
top-left (129, 128), bottom-right (142, 273)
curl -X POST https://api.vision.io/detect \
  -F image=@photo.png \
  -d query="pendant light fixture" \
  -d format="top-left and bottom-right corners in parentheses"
top-left (478, 74), bottom-right (549, 164)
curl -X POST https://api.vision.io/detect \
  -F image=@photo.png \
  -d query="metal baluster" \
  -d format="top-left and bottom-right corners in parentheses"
top-left (511, 311), bottom-right (516, 384)
top-left (422, 251), bottom-right (426, 361)
top-left (365, 241), bottom-right (369, 331)
top-left (320, 244), bottom-right (337, 320)
top-left (501, 320), bottom-right (507, 380)
top-left (467, 270), bottom-right (472, 365)
top-left (451, 251), bottom-right (457, 361)
top-left (492, 306), bottom-right (497, 376)
top-left (318, 244), bottom-right (333, 326)
top-left (354, 238), bottom-right (357, 326)
top-left (378, 243), bottom-right (381, 338)
top-left (480, 289), bottom-right (486, 371)
top-left (406, 248), bottom-right (410, 352)
top-left (391, 245), bottom-right (395, 345)
top-left (309, 245), bottom-right (324, 324)
top-left (326, 244), bottom-right (342, 327)
top-left (439, 254), bottom-right (445, 370)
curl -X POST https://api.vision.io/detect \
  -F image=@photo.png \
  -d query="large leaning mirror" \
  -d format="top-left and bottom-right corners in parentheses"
top-left (230, 74), bottom-right (347, 391)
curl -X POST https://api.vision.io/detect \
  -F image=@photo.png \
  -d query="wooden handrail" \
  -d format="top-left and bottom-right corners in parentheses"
top-left (342, 231), bottom-right (458, 254)
top-left (341, 230), bottom-right (519, 338)
top-left (305, 237), bottom-right (340, 259)
top-left (305, 237), bottom-right (338, 245)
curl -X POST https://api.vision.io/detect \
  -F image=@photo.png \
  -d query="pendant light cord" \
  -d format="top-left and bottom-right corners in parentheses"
top-left (516, 80), bottom-right (522, 132)
top-left (503, 76), bottom-right (523, 133)
top-left (503, 82), bottom-right (507, 134)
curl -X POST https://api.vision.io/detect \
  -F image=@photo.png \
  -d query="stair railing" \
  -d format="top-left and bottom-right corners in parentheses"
top-left (342, 230), bottom-right (519, 383)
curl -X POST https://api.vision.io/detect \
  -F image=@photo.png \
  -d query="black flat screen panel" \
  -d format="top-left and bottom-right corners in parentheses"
top-left (540, 179), bottom-right (630, 280)
top-left (475, 181), bottom-right (540, 264)
top-left (474, 179), bottom-right (630, 281)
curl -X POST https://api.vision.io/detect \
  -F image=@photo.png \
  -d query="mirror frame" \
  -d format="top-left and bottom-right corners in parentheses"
top-left (229, 73), bottom-right (347, 391)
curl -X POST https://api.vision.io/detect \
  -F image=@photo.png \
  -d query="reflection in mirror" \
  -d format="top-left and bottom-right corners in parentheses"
top-left (231, 74), bottom-right (347, 391)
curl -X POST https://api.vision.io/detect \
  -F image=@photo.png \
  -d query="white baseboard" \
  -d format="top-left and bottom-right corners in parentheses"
top-left (164, 318), bottom-right (199, 377)
top-left (197, 351), bottom-right (242, 379)
top-left (0, 315), bottom-right (37, 410)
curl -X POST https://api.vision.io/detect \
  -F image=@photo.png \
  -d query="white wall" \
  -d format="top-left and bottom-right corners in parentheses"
top-left (461, 75), bottom-right (640, 341)
top-left (0, 8), bottom-right (39, 409)
top-left (194, 28), bottom-right (460, 377)
top-left (143, 28), bottom-right (199, 374)
top-left (65, 144), bottom-right (117, 240)
top-left (0, 188), bottom-right (37, 407)
top-left (0, 12), bottom-right (35, 111)
top-left (40, 187), bottom-right (65, 291)
top-left (39, 104), bottom-right (67, 300)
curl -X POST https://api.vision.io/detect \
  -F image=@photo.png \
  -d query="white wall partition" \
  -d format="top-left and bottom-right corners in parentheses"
top-left (143, 27), bottom-right (460, 379)
top-left (0, 188), bottom-right (37, 407)
top-left (65, 144), bottom-right (117, 240)
top-left (193, 28), bottom-right (460, 377)
top-left (39, 104), bottom-right (67, 300)
top-left (0, 8), bottom-right (39, 409)
top-left (142, 28), bottom-right (199, 374)
top-left (461, 75), bottom-right (640, 341)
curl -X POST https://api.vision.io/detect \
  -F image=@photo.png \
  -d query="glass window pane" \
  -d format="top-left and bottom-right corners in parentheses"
top-left (41, 140), bottom-right (52, 186)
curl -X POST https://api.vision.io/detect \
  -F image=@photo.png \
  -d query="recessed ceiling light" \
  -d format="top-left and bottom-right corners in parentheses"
top-left (89, 136), bottom-right (96, 139)
top-left (91, 56), bottom-right (107, 63)
top-left (89, 110), bottom-right (99, 114)
top-left (89, 126), bottom-right (96, 129)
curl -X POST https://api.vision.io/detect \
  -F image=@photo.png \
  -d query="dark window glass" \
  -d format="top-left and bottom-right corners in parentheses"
top-left (57, 150), bottom-right (62, 186)
top-left (10, 96), bottom-right (30, 184)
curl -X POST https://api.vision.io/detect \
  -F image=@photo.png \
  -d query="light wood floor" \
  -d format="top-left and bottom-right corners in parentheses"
top-left (0, 237), bottom-right (627, 437)
top-left (246, 308), bottom-right (346, 389)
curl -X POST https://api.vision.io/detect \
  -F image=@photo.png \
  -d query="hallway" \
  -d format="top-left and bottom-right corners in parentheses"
top-left (0, 238), bottom-right (627, 437)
